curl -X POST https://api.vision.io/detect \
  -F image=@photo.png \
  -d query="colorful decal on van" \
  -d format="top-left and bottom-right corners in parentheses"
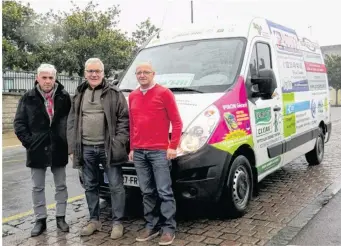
top-left (257, 156), bottom-right (281, 175)
top-left (282, 92), bottom-right (296, 137)
top-left (208, 76), bottom-right (254, 154)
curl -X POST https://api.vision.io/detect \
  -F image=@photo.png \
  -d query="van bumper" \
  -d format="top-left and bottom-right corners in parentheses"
top-left (172, 144), bottom-right (231, 202)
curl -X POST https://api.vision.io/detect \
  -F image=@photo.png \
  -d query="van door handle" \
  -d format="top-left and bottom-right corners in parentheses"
top-left (273, 106), bottom-right (281, 112)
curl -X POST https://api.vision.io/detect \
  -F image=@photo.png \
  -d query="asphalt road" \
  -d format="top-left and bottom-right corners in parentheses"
top-left (2, 148), bottom-right (83, 218)
top-left (2, 107), bottom-right (341, 221)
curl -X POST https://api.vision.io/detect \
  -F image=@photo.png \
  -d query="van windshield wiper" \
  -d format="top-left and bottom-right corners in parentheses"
top-left (169, 87), bottom-right (203, 93)
top-left (120, 88), bottom-right (134, 92)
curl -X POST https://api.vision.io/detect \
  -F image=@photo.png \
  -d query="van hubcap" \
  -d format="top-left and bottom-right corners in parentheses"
top-left (232, 166), bottom-right (250, 209)
top-left (317, 136), bottom-right (323, 160)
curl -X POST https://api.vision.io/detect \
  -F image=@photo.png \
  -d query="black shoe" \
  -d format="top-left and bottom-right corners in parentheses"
top-left (56, 216), bottom-right (69, 232)
top-left (31, 218), bottom-right (47, 237)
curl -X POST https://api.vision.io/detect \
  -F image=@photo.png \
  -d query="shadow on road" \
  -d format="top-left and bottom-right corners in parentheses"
top-left (101, 188), bottom-right (237, 223)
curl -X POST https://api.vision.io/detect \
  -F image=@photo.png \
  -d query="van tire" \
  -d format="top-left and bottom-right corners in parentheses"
top-left (305, 127), bottom-right (325, 166)
top-left (220, 155), bottom-right (253, 218)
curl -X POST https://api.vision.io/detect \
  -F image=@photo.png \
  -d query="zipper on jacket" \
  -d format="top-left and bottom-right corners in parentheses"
top-left (91, 88), bottom-right (95, 102)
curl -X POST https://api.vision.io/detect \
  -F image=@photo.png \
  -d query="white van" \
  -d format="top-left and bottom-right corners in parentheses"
top-left (107, 17), bottom-right (332, 216)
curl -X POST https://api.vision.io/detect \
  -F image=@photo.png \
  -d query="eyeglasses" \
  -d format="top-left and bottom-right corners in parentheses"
top-left (86, 70), bottom-right (103, 74)
top-left (135, 71), bottom-right (153, 76)
top-left (42, 76), bottom-right (54, 80)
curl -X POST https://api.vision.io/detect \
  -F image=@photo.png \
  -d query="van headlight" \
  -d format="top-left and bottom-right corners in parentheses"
top-left (177, 105), bottom-right (220, 156)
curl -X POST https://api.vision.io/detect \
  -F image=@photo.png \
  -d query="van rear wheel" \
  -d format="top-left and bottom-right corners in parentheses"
top-left (305, 127), bottom-right (325, 166)
top-left (220, 155), bottom-right (253, 218)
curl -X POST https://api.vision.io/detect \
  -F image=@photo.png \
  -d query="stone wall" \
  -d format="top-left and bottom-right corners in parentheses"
top-left (2, 93), bottom-right (22, 133)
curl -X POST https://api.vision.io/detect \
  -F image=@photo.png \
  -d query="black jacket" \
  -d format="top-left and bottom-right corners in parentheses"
top-left (13, 81), bottom-right (71, 168)
top-left (67, 79), bottom-right (129, 169)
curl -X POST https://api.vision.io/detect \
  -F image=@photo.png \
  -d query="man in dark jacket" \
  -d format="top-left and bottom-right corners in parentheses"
top-left (67, 58), bottom-right (129, 239)
top-left (13, 64), bottom-right (71, 237)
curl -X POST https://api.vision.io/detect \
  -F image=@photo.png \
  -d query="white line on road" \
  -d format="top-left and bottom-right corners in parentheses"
top-left (2, 194), bottom-right (85, 224)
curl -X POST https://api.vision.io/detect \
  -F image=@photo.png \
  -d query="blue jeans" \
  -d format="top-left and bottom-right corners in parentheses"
top-left (133, 149), bottom-right (176, 234)
top-left (82, 144), bottom-right (125, 224)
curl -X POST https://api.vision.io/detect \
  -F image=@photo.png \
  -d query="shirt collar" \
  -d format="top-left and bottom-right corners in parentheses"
top-left (140, 83), bottom-right (156, 92)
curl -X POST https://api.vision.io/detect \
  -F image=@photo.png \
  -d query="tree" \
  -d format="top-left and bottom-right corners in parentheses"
top-left (2, 0), bottom-right (43, 70)
top-left (2, 1), bottom-right (136, 77)
top-left (325, 54), bottom-right (341, 105)
top-left (42, 1), bottom-right (136, 77)
top-left (132, 17), bottom-right (160, 46)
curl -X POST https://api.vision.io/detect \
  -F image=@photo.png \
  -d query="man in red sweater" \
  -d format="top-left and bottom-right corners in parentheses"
top-left (128, 62), bottom-right (183, 245)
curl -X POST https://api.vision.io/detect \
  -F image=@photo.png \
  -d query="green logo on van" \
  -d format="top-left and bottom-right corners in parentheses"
top-left (257, 156), bottom-right (281, 175)
top-left (255, 107), bottom-right (271, 124)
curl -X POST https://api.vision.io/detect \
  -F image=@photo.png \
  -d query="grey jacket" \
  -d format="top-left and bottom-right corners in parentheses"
top-left (67, 79), bottom-right (129, 169)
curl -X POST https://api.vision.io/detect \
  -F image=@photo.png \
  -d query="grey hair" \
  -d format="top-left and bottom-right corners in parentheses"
top-left (85, 58), bottom-right (104, 70)
top-left (37, 64), bottom-right (57, 77)
top-left (136, 61), bottom-right (154, 72)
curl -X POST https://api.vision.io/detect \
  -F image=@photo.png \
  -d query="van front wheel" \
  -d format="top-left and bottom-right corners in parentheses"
top-left (220, 155), bottom-right (253, 217)
top-left (305, 127), bottom-right (325, 166)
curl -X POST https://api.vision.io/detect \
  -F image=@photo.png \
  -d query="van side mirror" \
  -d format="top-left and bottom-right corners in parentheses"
top-left (112, 79), bottom-right (119, 85)
top-left (251, 69), bottom-right (277, 99)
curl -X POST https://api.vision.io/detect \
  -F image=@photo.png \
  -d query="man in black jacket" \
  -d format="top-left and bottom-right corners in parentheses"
top-left (13, 64), bottom-right (71, 237)
top-left (67, 58), bottom-right (129, 239)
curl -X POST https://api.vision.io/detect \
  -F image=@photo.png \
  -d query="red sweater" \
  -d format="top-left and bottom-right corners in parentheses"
top-left (128, 84), bottom-right (183, 150)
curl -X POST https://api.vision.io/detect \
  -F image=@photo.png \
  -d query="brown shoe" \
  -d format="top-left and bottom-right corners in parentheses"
top-left (136, 228), bottom-right (160, 242)
top-left (159, 232), bottom-right (175, 245)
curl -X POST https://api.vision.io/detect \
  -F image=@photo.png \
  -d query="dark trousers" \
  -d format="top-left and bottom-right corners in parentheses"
top-left (82, 144), bottom-right (125, 224)
top-left (133, 149), bottom-right (176, 234)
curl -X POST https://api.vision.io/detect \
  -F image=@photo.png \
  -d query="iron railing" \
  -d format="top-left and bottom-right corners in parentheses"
top-left (2, 70), bottom-right (83, 94)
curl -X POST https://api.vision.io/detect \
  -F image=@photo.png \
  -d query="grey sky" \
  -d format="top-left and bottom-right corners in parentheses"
top-left (21, 0), bottom-right (340, 46)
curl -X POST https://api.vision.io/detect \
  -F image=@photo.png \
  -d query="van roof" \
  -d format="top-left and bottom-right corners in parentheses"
top-left (145, 18), bottom-right (252, 48)
top-left (145, 16), bottom-right (321, 52)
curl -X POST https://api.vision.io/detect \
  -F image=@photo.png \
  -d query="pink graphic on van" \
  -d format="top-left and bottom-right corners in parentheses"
top-left (208, 76), bottom-right (254, 154)
top-left (304, 62), bottom-right (327, 73)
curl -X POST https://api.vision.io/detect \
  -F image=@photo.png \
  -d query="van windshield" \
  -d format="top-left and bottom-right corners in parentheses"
top-left (119, 38), bottom-right (246, 93)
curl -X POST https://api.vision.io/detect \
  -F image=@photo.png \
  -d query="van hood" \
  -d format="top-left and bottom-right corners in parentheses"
top-left (173, 93), bottom-right (224, 131)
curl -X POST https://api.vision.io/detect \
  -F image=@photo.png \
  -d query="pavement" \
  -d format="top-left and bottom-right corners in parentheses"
top-left (2, 107), bottom-right (341, 246)
top-left (289, 190), bottom-right (341, 246)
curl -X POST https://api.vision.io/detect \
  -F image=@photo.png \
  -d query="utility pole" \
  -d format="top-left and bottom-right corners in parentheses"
top-left (191, 0), bottom-right (194, 23)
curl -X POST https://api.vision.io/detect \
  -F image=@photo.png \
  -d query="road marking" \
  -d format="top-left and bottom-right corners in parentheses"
top-left (2, 194), bottom-right (85, 224)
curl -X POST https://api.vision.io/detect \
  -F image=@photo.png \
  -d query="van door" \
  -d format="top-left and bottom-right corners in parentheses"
top-left (245, 40), bottom-right (284, 181)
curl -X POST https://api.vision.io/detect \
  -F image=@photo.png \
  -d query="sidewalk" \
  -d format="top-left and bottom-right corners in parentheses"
top-left (289, 190), bottom-right (341, 245)
top-left (2, 132), bottom-right (21, 148)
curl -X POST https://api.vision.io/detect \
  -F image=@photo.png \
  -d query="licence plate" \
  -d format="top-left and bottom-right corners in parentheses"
top-left (103, 173), bottom-right (139, 187)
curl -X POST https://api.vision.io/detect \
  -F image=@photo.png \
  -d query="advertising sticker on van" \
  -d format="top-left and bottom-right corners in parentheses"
top-left (208, 77), bottom-right (254, 154)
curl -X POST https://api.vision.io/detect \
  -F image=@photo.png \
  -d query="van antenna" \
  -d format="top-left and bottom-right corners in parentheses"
top-left (158, 0), bottom-right (171, 39)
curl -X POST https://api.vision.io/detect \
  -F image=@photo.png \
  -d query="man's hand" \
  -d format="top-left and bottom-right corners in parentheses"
top-left (166, 148), bottom-right (177, 160)
top-left (128, 151), bottom-right (134, 161)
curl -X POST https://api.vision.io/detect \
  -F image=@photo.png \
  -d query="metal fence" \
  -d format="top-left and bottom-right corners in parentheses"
top-left (2, 70), bottom-right (83, 94)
